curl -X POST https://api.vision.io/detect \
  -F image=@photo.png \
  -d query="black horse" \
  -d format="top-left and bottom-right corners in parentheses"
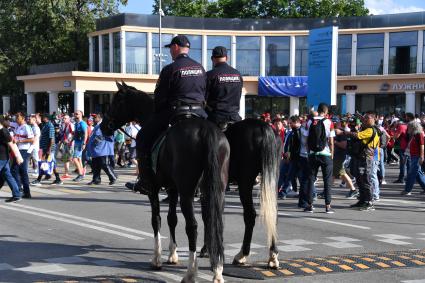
top-left (103, 82), bottom-right (281, 270)
top-left (101, 82), bottom-right (229, 283)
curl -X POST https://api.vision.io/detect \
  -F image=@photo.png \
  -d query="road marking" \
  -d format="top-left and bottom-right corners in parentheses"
top-left (401, 280), bottom-right (425, 283)
top-left (0, 205), bottom-right (144, 240)
top-left (338, 264), bottom-right (353, 271)
top-left (0, 263), bottom-right (15, 270)
top-left (30, 187), bottom-right (67, 195)
top-left (317, 266), bottom-right (333, 272)
top-left (197, 271), bottom-right (213, 281)
top-left (279, 269), bottom-right (295, 275)
top-left (56, 188), bottom-right (88, 194)
top-left (392, 261), bottom-right (406, 267)
top-left (45, 257), bottom-right (88, 264)
top-left (355, 263), bottom-right (370, 269)
top-left (15, 264), bottom-right (66, 273)
top-left (7, 203), bottom-right (160, 238)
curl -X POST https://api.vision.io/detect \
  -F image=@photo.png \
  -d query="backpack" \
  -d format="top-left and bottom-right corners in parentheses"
top-left (308, 118), bottom-right (327, 152)
top-left (347, 127), bottom-right (377, 157)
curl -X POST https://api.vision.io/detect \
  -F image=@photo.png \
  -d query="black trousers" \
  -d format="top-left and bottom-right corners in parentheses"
top-left (92, 156), bottom-right (117, 183)
top-left (350, 156), bottom-right (373, 203)
top-left (308, 155), bottom-right (333, 205)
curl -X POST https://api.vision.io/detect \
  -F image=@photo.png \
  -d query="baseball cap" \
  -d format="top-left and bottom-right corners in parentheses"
top-left (164, 35), bottom-right (191, 48)
top-left (212, 46), bottom-right (227, 58)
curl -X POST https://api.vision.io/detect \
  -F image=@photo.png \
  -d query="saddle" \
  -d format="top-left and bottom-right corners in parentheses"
top-left (151, 105), bottom-right (203, 173)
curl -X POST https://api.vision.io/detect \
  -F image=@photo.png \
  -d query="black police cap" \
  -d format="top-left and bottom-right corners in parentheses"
top-left (212, 46), bottom-right (228, 58)
top-left (164, 35), bottom-right (191, 48)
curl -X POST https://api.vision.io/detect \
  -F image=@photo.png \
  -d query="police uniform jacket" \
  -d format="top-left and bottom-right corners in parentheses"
top-left (154, 53), bottom-right (207, 114)
top-left (206, 62), bottom-right (243, 122)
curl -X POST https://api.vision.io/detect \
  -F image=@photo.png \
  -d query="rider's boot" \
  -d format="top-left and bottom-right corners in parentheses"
top-left (133, 154), bottom-right (156, 195)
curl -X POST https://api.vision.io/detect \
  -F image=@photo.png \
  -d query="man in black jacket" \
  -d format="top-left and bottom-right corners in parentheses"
top-left (206, 46), bottom-right (243, 129)
top-left (137, 35), bottom-right (207, 195)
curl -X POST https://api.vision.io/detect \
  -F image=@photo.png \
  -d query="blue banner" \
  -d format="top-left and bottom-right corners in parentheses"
top-left (258, 76), bottom-right (308, 97)
top-left (307, 26), bottom-right (338, 109)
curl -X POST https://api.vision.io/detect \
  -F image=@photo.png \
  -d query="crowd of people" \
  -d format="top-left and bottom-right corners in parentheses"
top-left (269, 105), bottom-right (425, 213)
top-left (0, 111), bottom-right (142, 202)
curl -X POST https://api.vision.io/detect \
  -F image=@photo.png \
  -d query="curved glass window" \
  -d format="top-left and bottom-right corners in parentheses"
top-left (113, 32), bottom-right (121, 73)
top-left (295, 36), bottom-right (309, 76)
top-left (356, 33), bottom-right (384, 75)
top-left (102, 34), bottom-right (110, 72)
top-left (93, 36), bottom-right (99, 72)
top-left (152, 33), bottom-right (173, 74)
top-left (207, 35), bottom-right (231, 71)
top-left (183, 35), bottom-right (202, 64)
top-left (236, 36), bottom-right (260, 76)
top-left (389, 31), bottom-right (417, 74)
top-left (338, 35), bottom-right (352, 76)
top-left (126, 32), bottom-right (147, 74)
top-left (265, 36), bottom-right (290, 76)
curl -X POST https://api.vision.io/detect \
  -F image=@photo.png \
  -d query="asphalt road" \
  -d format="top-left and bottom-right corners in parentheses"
top-left (0, 164), bottom-right (425, 283)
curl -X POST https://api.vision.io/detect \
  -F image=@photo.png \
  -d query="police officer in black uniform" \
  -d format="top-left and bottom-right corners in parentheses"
top-left (137, 35), bottom-right (208, 194)
top-left (206, 46), bottom-right (243, 129)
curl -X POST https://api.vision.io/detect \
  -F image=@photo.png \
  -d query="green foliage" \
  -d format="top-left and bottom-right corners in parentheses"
top-left (0, 0), bottom-right (127, 110)
top-left (152, 0), bottom-right (369, 18)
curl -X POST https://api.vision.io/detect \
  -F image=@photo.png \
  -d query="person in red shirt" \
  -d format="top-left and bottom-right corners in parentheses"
top-left (402, 121), bottom-right (425, 195)
top-left (393, 113), bottom-right (415, 183)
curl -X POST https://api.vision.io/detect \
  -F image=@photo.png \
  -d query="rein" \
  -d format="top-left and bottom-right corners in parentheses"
top-left (120, 127), bottom-right (136, 141)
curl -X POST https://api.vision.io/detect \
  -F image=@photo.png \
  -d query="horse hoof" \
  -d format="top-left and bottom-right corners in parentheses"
top-left (267, 258), bottom-right (279, 269)
top-left (199, 247), bottom-right (209, 258)
top-left (232, 259), bottom-right (246, 266)
top-left (180, 276), bottom-right (195, 283)
top-left (213, 277), bottom-right (224, 283)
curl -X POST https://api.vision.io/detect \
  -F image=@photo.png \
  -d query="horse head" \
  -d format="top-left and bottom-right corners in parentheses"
top-left (101, 81), bottom-right (154, 135)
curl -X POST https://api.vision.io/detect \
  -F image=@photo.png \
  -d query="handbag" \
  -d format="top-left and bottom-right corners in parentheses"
top-left (38, 155), bottom-right (55, 175)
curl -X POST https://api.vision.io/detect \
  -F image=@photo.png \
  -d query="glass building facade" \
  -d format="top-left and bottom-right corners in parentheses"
top-left (126, 32), bottom-right (147, 74)
top-left (389, 31), bottom-right (417, 74)
top-left (295, 36), bottom-right (309, 76)
top-left (113, 32), bottom-right (121, 73)
top-left (236, 36), bottom-right (260, 76)
top-left (102, 34), bottom-right (110, 72)
top-left (337, 35), bottom-right (352, 76)
top-left (152, 33), bottom-right (173, 74)
top-left (265, 36), bottom-right (290, 76)
top-left (184, 35), bottom-right (202, 64)
top-left (356, 33), bottom-right (384, 75)
top-left (93, 36), bottom-right (99, 72)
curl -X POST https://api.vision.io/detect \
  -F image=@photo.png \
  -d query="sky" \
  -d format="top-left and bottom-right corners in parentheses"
top-left (120, 0), bottom-right (425, 16)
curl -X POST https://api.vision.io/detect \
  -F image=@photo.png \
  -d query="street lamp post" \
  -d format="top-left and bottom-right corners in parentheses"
top-left (158, 0), bottom-right (165, 71)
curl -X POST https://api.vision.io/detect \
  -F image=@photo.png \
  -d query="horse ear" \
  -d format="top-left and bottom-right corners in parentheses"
top-left (116, 81), bottom-right (123, 91)
top-left (121, 80), bottom-right (128, 88)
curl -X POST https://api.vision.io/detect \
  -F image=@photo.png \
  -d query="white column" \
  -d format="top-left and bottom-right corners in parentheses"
top-left (405, 91), bottom-right (416, 113)
top-left (98, 35), bottom-right (103, 72)
top-left (346, 92), bottom-right (356, 115)
top-left (89, 36), bottom-right (94, 72)
top-left (26, 92), bottom-right (35, 114)
top-left (351, 34), bottom-right (357, 76)
top-left (417, 30), bottom-right (423, 74)
top-left (147, 32), bottom-right (153, 75)
top-left (120, 30), bottom-right (126, 73)
top-left (289, 96), bottom-right (299, 116)
top-left (289, 36), bottom-right (296, 76)
top-left (48, 91), bottom-right (59, 114)
top-left (202, 34), bottom-right (208, 69)
top-left (260, 36), bottom-right (266, 77)
top-left (73, 90), bottom-right (85, 114)
top-left (383, 32), bottom-right (389, 75)
top-left (231, 36), bottom-right (236, 68)
top-left (109, 33), bottom-right (113, 72)
top-left (239, 90), bottom-right (246, 120)
top-left (2, 96), bottom-right (10, 114)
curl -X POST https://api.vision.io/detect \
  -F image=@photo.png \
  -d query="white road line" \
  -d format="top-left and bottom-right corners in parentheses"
top-left (197, 271), bottom-right (213, 281)
top-left (30, 187), bottom-right (66, 195)
top-left (9, 203), bottom-right (160, 238)
top-left (303, 217), bottom-right (371, 230)
top-left (229, 204), bottom-right (371, 230)
top-left (15, 264), bottom-right (66, 273)
top-left (0, 205), bottom-right (144, 240)
top-left (401, 280), bottom-right (425, 283)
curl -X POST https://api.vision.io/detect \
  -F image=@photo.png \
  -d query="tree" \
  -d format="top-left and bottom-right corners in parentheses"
top-left (152, 0), bottom-right (369, 18)
top-left (0, 0), bottom-right (127, 111)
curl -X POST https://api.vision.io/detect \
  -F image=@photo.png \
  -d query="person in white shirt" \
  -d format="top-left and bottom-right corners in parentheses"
top-left (125, 121), bottom-right (140, 170)
top-left (29, 115), bottom-right (40, 176)
top-left (12, 112), bottom-right (34, 198)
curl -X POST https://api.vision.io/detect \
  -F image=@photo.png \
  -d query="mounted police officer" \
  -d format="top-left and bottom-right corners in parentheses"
top-left (137, 35), bottom-right (208, 195)
top-left (206, 46), bottom-right (243, 130)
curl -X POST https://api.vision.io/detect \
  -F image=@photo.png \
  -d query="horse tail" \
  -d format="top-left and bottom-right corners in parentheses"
top-left (201, 125), bottom-right (228, 270)
top-left (259, 124), bottom-right (280, 246)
